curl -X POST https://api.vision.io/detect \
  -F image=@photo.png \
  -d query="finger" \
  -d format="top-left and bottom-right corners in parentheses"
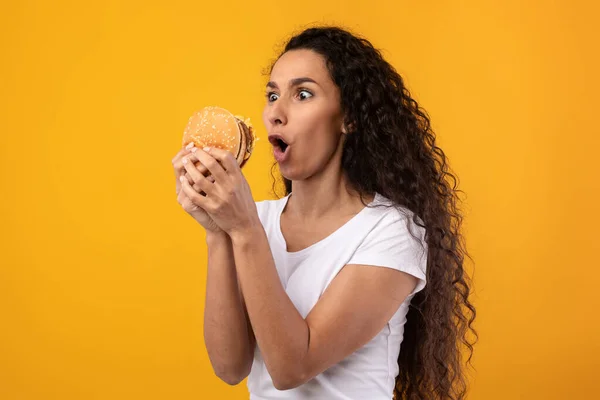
top-left (174, 144), bottom-right (203, 195)
top-left (193, 147), bottom-right (228, 182)
top-left (183, 151), bottom-right (210, 177)
top-left (180, 149), bottom-right (210, 176)
top-left (176, 168), bottom-right (195, 195)
top-left (178, 179), bottom-right (206, 203)
top-left (172, 147), bottom-right (194, 183)
top-left (179, 189), bottom-right (200, 212)
top-left (182, 156), bottom-right (215, 196)
top-left (184, 172), bottom-right (197, 192)
top-left (172, 146), bottom-right (193, 169)
top-left (186, 172), bottom-right (215, 189)
top-left (183, 170), bottom-right (213, 196)
top-left (177, 185), bottom-right (189, 204)
top-left (173, 147), bottom-right (209, 176)
top-left (202, 146), bottom-right (239, 174)
top-left (174, 151), bottom-right (209, 196)
top-left (182, 155), bottom-right (204, 184)
top-left (182, 196), bottom-right (200, 212)
top-left (180, 175), bottom-right (211, 209)
top-left (171, 147), bottom-right (187, 165)
top-left (178, 186), bottom-right (201, 210)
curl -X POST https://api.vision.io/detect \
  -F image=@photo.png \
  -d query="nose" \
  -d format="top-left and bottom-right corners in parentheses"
top-left (264, 99), bottom-right (288, 128)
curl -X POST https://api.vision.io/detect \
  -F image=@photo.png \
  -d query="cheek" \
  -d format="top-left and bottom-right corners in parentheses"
top-left (297, 105), bottom-right (330, 131)
top-left (296, 125), bottom-right (340, 165)
top-left (299, 107), bottom-right (341, 145)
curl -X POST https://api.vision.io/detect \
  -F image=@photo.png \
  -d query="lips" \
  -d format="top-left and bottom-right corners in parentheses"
top-left (268, 134), bottom-right (290, 163)
top-left (268, 134), bottom-right (289, 149)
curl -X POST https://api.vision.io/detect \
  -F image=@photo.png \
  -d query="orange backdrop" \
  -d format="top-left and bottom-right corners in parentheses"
top-left (1, 1), bottom-right (598, 399)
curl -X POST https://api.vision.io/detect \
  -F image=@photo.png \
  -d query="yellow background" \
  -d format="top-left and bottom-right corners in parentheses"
top-left (1, 1), bottom-right (598, 399)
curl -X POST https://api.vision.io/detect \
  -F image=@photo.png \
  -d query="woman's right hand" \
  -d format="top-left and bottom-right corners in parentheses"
top-left (172, 144), bottom-right (223, 234)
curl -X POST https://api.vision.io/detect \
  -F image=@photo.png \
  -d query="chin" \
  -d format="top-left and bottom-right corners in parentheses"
top-left (278, 153), bottom-right (332, 182)
top-left (277, 164), bottom-right (300, 181)
top-left (278, 167), bottom-right (297, 181)
top-left (278, 165), bottom-right (318, 183)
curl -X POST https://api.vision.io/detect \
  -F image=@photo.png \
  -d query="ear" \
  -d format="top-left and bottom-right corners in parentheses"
top-left (342, 122), bottom-right (355, 134)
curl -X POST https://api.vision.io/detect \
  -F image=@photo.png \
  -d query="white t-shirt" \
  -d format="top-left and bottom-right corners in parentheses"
top-left (247, 192), bottom-right (428, 400)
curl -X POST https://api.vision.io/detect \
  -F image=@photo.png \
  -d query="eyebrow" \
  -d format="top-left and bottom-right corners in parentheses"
top-left (266, 77), bottom-right (318, 89)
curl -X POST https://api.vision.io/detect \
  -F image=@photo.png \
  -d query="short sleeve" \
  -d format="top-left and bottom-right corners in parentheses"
top-left (254, 200), bottom-right (269, 227)
top-left (346, 210), bottom-right (428, 296)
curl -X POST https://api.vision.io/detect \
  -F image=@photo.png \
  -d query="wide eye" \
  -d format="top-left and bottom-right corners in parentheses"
top-left (267, 92), bottom-right (279, 102)
top-left (298, 89), bottom-right (313, 100)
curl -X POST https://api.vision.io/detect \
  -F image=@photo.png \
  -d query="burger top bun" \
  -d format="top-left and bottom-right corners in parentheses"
top-left (182, 106), bottom-right (256, 169)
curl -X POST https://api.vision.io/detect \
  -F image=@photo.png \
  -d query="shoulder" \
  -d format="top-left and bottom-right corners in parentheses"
top-left (354, 193), bottom-right (428, 269)
top-left (346, 193), bottom-right (428, 295)
top-left (368, 193), bottom-right (427, 241)
top-left (254, 195), bottom-right (289, 224)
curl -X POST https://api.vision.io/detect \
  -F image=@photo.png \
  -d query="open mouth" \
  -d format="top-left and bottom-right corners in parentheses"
top-left (269, 135), bottom-right (290, 162)
top-left (276, 138), bottom-right (288, 152)
top-left (269, 136), bottom-right (289, 152)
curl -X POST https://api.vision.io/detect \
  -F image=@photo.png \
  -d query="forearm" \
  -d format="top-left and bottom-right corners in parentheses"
top-left (230, 226), bottom-right (309, 388)
top-left (203, 231), bottom-right (254, 384)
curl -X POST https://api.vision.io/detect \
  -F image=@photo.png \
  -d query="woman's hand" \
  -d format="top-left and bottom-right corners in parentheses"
top-left (172, 144), bottom-right (223, 233)
top-left (179, 146), bottom-right (260, 237)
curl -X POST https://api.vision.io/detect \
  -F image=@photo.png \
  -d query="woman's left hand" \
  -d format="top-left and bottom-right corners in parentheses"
top-left (179, 146), bottom-right (260, 237)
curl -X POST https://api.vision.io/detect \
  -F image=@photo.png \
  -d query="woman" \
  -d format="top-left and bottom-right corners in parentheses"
top-left (172, 26), bottom-right (476, 400)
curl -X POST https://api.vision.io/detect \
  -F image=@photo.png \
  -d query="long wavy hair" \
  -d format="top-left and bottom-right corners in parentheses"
top-left (265, 26), bottom-right (478, 399)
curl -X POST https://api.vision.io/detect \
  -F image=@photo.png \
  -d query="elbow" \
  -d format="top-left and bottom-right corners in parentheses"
top-left (273, 378), bottom-right (298, 391)
top-left (219, 373), bottom-right (246, 386)
top-left (273, 376), bottom-right (304, 391)
top-left (217, 368), bottom-right (250, 386)
top-left (272, 369), bottom-right (307, 391)
top-left (215, 361), bottom-right (252, 386)
top-left (271, 349), bottom-right (311, 390)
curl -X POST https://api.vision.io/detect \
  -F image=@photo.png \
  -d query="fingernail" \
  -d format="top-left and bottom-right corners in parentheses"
top-left (203, 146), bottom-right (210, 152)
top-left (182, 157), bottom-right (188, 164)
top-left (179, 176), bottom-right (185, 182)
top-left (185, 142), bottom-right (194, 149)
top-left (190, 147), bottom-right (197, 153)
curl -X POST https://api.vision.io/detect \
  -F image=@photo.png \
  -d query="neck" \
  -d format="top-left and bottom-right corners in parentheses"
top-left (285, 147), bottom-right (372, 220)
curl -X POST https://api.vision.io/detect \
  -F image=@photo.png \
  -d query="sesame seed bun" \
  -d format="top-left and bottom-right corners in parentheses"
top-left (182, 106), bottom-right (255, 171)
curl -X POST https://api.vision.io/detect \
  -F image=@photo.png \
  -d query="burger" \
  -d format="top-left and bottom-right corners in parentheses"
top-left (182, 106), bottom-right (256, 173)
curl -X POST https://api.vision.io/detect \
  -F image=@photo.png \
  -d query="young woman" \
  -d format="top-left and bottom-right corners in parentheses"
top-left (172, 26), bottom-right (476, 400)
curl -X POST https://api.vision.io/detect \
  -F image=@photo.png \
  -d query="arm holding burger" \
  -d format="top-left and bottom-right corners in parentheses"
top-left (172, 146), bottom-right (255, 385)
top-left (179, 146), bottom-right (307, 389)
top-left (204, 230), bottom-right (256, 385)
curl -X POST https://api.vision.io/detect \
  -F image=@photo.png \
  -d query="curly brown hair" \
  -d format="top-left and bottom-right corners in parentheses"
top-left (265, 26), bottom-right (478, 399)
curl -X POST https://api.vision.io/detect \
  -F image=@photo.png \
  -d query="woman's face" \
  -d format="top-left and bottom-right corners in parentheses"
top-left (262, 49), bottom-right (345, 181)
